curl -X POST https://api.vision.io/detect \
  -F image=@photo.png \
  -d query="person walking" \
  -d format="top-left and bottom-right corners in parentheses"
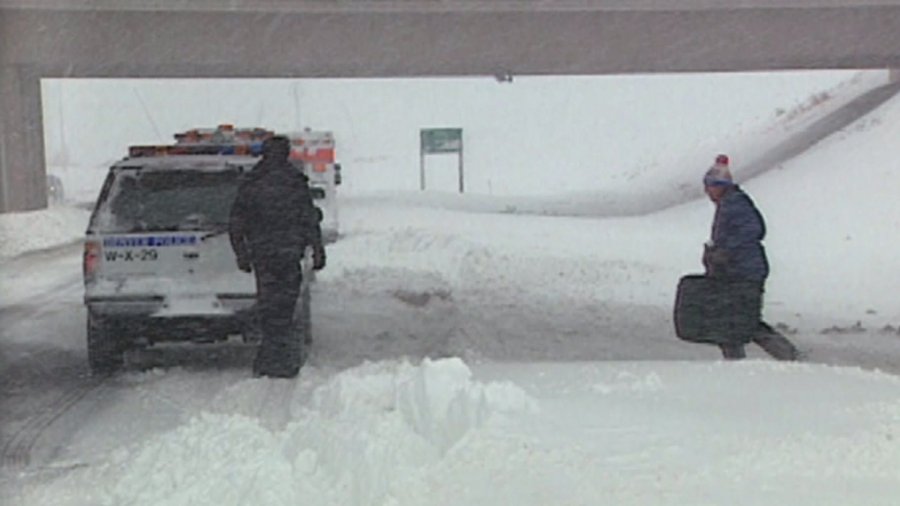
top-left (702, 154), bottom-right (800, 360)
top-left (229, 135), bottom-right (326, 378)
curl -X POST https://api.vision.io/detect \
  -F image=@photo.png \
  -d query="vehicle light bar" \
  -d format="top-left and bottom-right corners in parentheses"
top-left (174, 125), bottom-right (274, 144)
top-left (128, 143), bottom-right (264, 158)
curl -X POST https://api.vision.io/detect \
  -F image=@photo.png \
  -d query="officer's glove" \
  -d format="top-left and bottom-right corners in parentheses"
top-left (313, 244), bottom-right (326, 271)
top-left (236, 255), bottom-right (253, 273)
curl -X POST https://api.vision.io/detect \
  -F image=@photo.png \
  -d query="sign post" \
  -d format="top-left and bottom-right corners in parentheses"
top-left (419, 128), bottom-right (464, 193)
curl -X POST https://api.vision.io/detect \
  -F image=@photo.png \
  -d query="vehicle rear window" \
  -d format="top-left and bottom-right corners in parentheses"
top-left (90, 168), bottom-right (242, 233)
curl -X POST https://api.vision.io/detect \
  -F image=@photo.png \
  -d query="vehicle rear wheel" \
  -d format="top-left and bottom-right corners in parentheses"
top-left (87, 311), bottom-right (125, 374)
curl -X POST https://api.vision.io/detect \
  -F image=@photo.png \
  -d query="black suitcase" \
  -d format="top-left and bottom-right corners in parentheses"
top-left (673, 274), bottom-right (753, 345)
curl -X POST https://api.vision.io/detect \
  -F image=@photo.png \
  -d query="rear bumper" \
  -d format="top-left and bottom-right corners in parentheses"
top-left (85, 294), bottom-right (256, 317)
top-left (85, 294), bottom-right (258, 342)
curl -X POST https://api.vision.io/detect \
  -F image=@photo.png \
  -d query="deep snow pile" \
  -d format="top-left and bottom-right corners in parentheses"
top-left (12, 358), bottom-right (900, 506)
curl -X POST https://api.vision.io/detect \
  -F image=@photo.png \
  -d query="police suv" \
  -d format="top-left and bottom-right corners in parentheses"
top-left (83, 141), bottom-right (314, 374)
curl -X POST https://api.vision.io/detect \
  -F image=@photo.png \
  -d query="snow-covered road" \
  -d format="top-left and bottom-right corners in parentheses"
top-left (1, 243), bottom-right (95, 487)
top-left (4, 198), bottom-right (900, 502)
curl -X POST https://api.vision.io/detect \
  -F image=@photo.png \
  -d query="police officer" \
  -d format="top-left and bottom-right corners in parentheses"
top-left (229, 135), bottom-right (326, 378)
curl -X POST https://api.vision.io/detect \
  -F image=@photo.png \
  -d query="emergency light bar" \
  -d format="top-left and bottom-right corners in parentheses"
top-left (130, 125), bottom-right (338, 164)
top-left (174, 125), bottom-right (275, 145)
top-left (128, 143), bottom-right (264, 158)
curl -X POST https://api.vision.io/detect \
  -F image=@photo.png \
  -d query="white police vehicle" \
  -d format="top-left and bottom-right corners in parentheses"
top-left (83, 144), bottom-right (314, 374)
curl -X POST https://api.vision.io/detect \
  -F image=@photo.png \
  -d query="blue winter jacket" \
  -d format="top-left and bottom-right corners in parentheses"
top-left (709, 186), bottom-right (770, 281)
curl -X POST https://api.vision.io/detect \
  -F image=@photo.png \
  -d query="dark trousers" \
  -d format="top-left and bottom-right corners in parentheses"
top-left (720, 322), bottom-right (800, 360)
top-left (252, 255), bottom-right (302, 377)
top-left (717, 280), bottom-right (799, 361)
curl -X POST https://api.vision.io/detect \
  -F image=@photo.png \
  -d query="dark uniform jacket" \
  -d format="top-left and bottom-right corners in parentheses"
top-left (229, 158), bottom-right (321, 266)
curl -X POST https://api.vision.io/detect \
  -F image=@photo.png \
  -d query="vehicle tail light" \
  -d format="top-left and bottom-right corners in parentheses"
top-left (84, 240), bottom-right (100, 282)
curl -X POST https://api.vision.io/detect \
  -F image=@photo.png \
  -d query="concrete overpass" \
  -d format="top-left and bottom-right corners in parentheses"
top-left (2, 0), bottom-right (900, 212)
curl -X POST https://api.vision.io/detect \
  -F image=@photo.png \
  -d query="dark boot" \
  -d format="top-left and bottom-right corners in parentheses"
top-left (753, 322), bottom-right (800, 361)
top-left (719, 343), bottom-right (747, 360)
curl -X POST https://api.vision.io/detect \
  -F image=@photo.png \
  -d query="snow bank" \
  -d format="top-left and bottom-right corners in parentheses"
top-left (15, 358), bottom-right (536, 506)
top-left (0, 205), bottom-right (89, 259)
top-left (343, 71), bottom-right (889, 217)
top-left (14, 359), bottom-right (900, 506)
top-left (750, 91), bottom-right (900, 323)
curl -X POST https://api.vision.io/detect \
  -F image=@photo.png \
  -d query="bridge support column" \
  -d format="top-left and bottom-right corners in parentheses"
top-left (0, 65), bottom-right (47, 213)
top-left (890, 68), bottom-right (900, 83)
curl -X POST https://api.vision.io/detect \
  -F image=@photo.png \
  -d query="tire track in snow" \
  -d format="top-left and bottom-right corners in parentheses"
top-left (0, 375), bottom-right (106, 472)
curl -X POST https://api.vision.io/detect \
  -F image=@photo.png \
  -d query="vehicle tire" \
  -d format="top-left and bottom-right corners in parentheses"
top-left (87, 311), bottom-right (125, 374)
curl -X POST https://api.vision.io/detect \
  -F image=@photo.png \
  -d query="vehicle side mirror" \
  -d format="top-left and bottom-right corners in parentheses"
top-left (334, 163), bottom-right (342, 185)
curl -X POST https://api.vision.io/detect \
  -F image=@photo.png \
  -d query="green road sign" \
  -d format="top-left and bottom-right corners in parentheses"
top-left (420, 128), bottom-right (462, 154)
